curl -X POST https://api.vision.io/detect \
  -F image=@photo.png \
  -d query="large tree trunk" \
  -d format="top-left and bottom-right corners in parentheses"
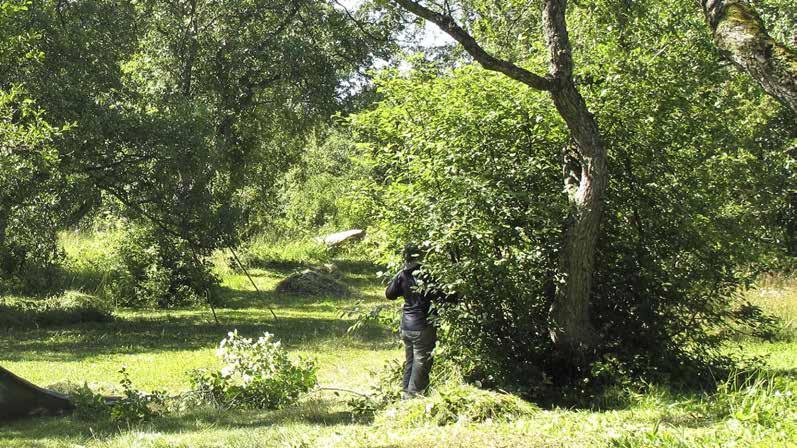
top-left (701, 0), bottom-right (797, 113)
top-left (548, 86), bottom-right (606, 352)
top-left (543, 0), bottom-right (606, 352)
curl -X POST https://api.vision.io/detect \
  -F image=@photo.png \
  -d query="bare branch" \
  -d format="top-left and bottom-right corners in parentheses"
top-left (392, 0), bottom-right (554, 91)
top-left (331, 0), bottom-right (386, 44)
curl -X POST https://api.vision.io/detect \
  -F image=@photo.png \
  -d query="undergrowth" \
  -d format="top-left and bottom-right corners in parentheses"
top-left (70, 367), bottom-right (168, 425)
top-left (612, 370), bottom-right (797, 447)
top-left (0, 291), bottom-right (112, 328)
top-left (236, 235), bottom-right (331, 269)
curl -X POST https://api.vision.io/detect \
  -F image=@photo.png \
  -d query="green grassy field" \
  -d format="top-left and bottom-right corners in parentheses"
top-left (1, 238), bottom-right (796, 447)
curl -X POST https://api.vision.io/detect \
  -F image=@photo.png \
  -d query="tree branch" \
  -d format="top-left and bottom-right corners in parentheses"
top-left (331, 0), bottom-right (386, 44)
top-left (391, 0), bottom-right (554, 91)
top-left (701, 0), bottom-right (797, 113)
top-left (542, 0), bottom-right (573, 83)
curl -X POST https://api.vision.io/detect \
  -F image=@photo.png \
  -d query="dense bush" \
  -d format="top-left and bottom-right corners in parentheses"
top-left (352, 66), bottom-right (573, 388)
top-left (102, 224), bottom-right (218, 308)
top-left (350, 0), bottom-right (791, 392)
top-left (188, 330), bottom-right (318, 409)
top-left (61, 222), bottom-right (219, 309)
top-left (576, 0), bottom-right (795, 386)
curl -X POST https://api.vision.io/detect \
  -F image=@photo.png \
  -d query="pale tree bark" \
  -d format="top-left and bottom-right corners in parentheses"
top-left (392, 0), bottom-right (607, 352)
top-left (701, 0), bottom-right (797, 113)
top-left (542, 0), bottom-right (606, 351)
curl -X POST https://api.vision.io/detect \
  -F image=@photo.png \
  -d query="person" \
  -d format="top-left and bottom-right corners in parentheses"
top-left (385, 244), bottom-right (445, 399)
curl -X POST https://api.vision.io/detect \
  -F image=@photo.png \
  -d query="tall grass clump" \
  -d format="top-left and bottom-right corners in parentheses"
top-left (0, 291), bottom-right (112, 328)
top-left (748, 274), bottom-right (797, 342)
top-left (60, 230), bottom-right (117, 293)
top-left (709, 371), bottom-right (797, 428)
top-left (612, 370), bottom-right (797, 447)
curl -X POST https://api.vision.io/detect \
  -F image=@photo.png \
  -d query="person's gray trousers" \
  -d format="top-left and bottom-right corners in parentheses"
top-left (400, 326), bottom-right (437, 396)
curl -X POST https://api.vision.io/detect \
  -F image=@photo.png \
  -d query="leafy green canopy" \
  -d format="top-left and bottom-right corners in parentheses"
top-left (0, 88), bottom-right (69, 291)
top-left (0, 0), bottom-right (386, 294)
top-left (352, 0), bottom-right (795, 390)
top-left (3, 0), bottom-right (383, 239)
top-left (0, 2), bottom-right (69, 290)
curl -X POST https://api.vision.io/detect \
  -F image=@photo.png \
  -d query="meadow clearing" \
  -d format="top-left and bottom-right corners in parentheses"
top-left (1, 235), bottom-right (796, 448)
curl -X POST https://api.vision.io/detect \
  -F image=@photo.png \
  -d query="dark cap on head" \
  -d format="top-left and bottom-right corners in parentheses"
top-left (402, 243), bottom-right (422, 263)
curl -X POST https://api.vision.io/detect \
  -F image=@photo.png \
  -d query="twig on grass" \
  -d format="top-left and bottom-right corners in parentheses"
top-left (314, 386), bottom-right (372, 399)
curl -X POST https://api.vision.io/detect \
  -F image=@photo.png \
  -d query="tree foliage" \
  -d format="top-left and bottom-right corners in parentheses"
top-left (276, 126), bottom-right (372, 236)
top-left (0, 0), bottom-right (386, 296)
top-left (351, 0), bottom-right (795, 389)
top-left (0, 86), bottom-right (71, 291)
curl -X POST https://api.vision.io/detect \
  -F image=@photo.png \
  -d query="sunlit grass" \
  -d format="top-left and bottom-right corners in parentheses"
top-left (1, 235), bottom-right (796, 447)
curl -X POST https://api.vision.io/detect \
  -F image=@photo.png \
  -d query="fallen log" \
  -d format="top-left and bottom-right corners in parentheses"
top-left (0, 365), bottom-right (73, 420)
top-left (316, 229), bottom-right (365, 247)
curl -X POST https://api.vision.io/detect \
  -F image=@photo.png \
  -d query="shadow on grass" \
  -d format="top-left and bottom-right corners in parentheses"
top-left (0, 254), bottom-right (393, 362)
top-left (0, 397), bottom-right (361, 445)
top-left (192, 396), bottom-right (365, 427)
top-left (213, 286), bottom-right (349, 310)
top-left (0, 310), bottom-right (393, 363)
top-left (213, 286), bottom-right (386, 313)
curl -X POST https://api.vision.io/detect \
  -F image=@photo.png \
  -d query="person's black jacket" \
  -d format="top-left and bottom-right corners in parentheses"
top-left (385, 262), bottom-right (456, 331)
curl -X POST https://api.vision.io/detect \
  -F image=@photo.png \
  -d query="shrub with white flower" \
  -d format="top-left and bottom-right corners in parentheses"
top-left (189, 330), bottom-right (318, 409)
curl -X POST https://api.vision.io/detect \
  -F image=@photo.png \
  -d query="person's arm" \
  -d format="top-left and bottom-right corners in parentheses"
top-left (385, 271), bottom-right (405, 300)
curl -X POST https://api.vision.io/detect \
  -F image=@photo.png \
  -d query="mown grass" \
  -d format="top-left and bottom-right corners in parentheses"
top-left (1, 235), bottom-right (796, 447)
